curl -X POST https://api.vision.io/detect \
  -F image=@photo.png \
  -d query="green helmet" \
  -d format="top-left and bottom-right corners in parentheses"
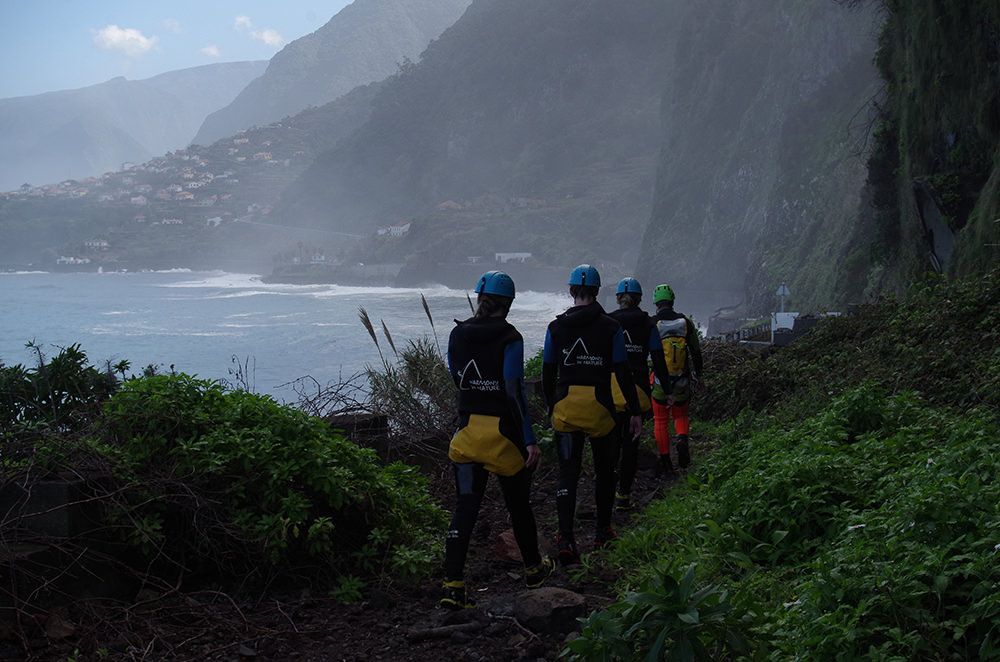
top-left (653, 284), bottom-right (675, 304)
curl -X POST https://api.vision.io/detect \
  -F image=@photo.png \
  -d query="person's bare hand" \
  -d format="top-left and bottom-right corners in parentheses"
top-left (526, 444), bottom-right (542, 469)
top-left (629, 415), bottom-right (642, 441)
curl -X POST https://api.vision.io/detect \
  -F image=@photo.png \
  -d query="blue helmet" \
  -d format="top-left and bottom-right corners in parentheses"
top-left (616, 277), bottom-right (642, 296)
top-left (474, 270), bottom-right (515, 299)
top-left (568, 264), bottom-right (601, 287)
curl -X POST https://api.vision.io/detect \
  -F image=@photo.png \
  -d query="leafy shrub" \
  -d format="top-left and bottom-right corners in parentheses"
top-left (695, 269), bottom-right (1000, 422)
top-left (565, 564), bottom-right (749, 661)
top-left (365, 336), bottom-right (457, 451)
top-left (525, 347), bottom-right (544, 380)
top-left (98, 374), bottom-right (446, 581)
top-left (599, 387), bottom-right (1000, 659)
top-left (0, 343), bottom-right (120, 440)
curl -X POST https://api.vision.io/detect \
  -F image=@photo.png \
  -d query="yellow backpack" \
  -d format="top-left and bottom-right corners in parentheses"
top-left (653, 317), bottom-right (690, 402)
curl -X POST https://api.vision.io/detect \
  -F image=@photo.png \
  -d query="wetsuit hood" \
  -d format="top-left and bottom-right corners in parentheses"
top-left (556, 301), bottom-right (605, 329)
top-left (611, 306), bottom-right (649, 325)
top-left (453, 315), bottom-right (512, 342)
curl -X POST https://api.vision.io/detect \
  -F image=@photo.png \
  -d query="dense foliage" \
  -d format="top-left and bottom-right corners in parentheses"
top-left (1, 348), bottom-right (445, 587)
top-left (98, 374), bottom-right (445, 581)
top-left (571, 271), bottom-right (1000, 659)
top-left (695, 270), bottom-right (1000, 422)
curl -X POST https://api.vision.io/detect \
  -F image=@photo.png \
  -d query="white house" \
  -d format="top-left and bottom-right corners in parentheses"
top-left (130, 195), bottom-right (148, 206)
top-left (388, 221), bottom-right (411, 237)
top-left (495, 252), bottom-right (532, 264)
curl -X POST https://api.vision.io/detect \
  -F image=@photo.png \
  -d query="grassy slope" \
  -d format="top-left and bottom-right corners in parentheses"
top-left (577, 270), bottom-right (1000, 659)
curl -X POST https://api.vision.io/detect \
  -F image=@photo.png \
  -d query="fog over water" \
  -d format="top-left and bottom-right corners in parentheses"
top-left (0, 271), bottom-right (568, 398)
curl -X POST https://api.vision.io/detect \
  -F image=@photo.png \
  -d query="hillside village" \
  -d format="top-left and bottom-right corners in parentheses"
top-left (0, 116), bottom-right (322, 268)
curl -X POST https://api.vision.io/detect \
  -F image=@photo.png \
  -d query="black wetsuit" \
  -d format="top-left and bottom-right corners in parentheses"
top-left (444, 316), bottom-right (540, 580)
top-left (608, 306), bottom-right (670, 496)
top-left (541, 302), bottom-right (640, 538)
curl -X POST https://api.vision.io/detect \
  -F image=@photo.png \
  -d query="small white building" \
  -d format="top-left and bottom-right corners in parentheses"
top-left (495, 252), bottom-right (532, 264)
top-left (130, 195), bottom-right (148, 206)
top-left (387, 221), bottom-right (411, 237)
top-left (84, 239), bottom-right (109, 250)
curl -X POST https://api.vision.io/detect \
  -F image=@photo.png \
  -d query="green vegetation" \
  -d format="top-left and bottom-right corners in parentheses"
top-left (2, 346), bottom-right (445, 587)
top-left (860, 0), bottom-right (1000, 286)
top-left (570, 271), bottom-right (1000, 659)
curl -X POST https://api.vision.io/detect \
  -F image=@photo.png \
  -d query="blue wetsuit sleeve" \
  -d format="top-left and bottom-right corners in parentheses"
top-left (612, 328), bottom-right (628, 364)
top-left (541, 327), bottom-right (557, 409)
top-left (446, 334), bottom-right (460, 387)
top-left (503, 340), bottom-right (537, 445)
top-left (542, 328), bottom-right (556, 363)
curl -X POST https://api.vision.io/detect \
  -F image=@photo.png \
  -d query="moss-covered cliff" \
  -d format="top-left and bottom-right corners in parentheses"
top-left (852, 0), bottom-right (1000, 290)
top-left (636, 1), bottom-right (880, 316)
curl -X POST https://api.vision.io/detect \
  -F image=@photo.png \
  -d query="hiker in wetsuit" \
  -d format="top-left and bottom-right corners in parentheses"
top-left (542, 265), bottom-right (642, 564)
top-left (441, 271), bottom-right (554, 610)
top-left (608, 278), bottom-right (670, 511)
top-left (650, 284), bottom-right (703, 473)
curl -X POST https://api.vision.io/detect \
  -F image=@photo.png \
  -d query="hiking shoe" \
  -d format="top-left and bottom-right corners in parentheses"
top-left (655, 453), bottom-right (675, 478)
top-left (556, 534), bottom-right (581, 567)
top-left (615, 492), bottom-right (633, 511)
top-left (594, 526), bottom-right (618, 549)
top-left (676, 435), bottom-right (691, 469)
top-left (439, 580), bottom-right (476, 610)
top-left (525, 557), bottom-right (556, 588)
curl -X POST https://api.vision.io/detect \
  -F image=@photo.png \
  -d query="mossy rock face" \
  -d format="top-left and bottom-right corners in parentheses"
top-left (636, 0), bottom-right (881, 317)
top-left (868, 0), bottom-right (1000, 283)
top-left (639, 0), bottom-right (999, 316)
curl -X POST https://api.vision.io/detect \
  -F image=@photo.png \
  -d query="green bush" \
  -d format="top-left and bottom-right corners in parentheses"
top-left (565, 564), bottom-right (749, 661)
top-left (695, 270), bottom-right (1000, 423)
top-left (98, 374), bottom-right (446, 581)
top-left (525, 347), bottom-right (544, 380)
top-left (0, 343), bottom-right (120, 439)
top-left (596, 387), bottom-right (1000, 659)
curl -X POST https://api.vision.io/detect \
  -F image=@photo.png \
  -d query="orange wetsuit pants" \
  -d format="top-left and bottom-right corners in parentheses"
top-left (651, 399), bottom-right (689, 455)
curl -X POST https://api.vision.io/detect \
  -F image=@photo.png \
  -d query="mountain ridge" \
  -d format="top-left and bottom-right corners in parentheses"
top-left (0, 61), bottom-right (267, 190)
top-left (191, 0), bottom-right (471, 146)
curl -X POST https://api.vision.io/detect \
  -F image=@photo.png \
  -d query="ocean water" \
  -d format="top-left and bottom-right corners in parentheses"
top-left (0, 271), bottom-right (569, 399)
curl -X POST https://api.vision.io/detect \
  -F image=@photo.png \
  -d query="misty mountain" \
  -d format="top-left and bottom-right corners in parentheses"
top-left (635, 1), bottom-right (880, 315)
top-left (0, 61), bottom-right (267, 191)
top-left (275, 0), bottom-right (674, 265)
top-left (0, 79), bottom-right (382, 267)
top-left (192, 0), bottom-right (471, 147)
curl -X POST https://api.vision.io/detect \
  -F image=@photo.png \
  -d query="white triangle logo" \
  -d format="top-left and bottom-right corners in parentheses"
top-left (623, 330), bottom-right (633, 345)
top-left (458, 359), bottom-right (483, 390)
top-left (562, 337), bottom-right (590, 366)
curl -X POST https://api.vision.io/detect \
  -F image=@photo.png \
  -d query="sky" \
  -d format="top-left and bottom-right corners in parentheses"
top-left (0, 1), bottom-right (354, 99)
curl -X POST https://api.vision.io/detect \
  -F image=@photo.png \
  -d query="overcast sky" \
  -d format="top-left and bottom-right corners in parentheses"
top-left (0, 0), bottom-right (353, 99)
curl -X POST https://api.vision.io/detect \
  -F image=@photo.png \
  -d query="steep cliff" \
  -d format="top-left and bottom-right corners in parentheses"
top-left (853, 0), bottom-right (1000, 288)
top-left (276, 0), bottom-right (673, 264)
top-left (636, 1), bottom-right (880, 316)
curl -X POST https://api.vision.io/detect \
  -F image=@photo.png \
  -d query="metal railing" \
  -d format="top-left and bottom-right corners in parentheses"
top-left (715, 322), bottom-right (771, 344)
